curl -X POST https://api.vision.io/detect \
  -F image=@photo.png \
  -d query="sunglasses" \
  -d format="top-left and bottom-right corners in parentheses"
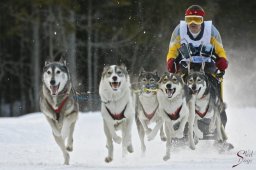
top-left (185, 16), bottom-right (203, 25)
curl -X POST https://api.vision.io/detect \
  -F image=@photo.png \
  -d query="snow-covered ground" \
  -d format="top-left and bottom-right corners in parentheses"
top-left (0, 107), bottom-right (256, 170)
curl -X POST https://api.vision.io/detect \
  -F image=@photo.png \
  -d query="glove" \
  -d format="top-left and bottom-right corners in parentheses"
top-left (167, 59), bottom-right (175, 73)
top-left (216, 58), bottom-right (228, 71)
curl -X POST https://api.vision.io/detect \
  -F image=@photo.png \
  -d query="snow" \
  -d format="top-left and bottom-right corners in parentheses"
top-left (0, 107), bottom-right (256, 170)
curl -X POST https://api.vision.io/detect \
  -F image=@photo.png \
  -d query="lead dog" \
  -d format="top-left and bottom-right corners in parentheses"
top-left (147, 73), bottom-right (189, 161)
top-left (40, 58), bottom-right (79, 165)
top-left (99, 64), bottom-right (134, 163)
top-left (135, 68), bottom-right (166, 154)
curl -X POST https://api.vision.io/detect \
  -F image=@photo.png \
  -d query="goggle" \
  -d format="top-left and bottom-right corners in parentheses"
top-left (185, 16), bottom-right (203, 25)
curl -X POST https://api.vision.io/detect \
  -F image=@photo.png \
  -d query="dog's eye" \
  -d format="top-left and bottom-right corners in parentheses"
top-left (163, 78), bottom-right (168, 83)
top-left (150, 79), bottom-right (155, 83)
top-left (47, 71), bottom-right (51, 75)
top-left (197, 79), bottom-right (202, 82)
top-left (117, 71), bottom-right (122, 75)
top-left (56, 70), bottom-right (61, 74)
top-left (188, 79), bottom-right (193, 84)
top-left (172, 78), bottom-right (177, 83)
top-left (142, 78), bottom-right (147, 82)
top-left (107, 71), bottom-right (112, 75)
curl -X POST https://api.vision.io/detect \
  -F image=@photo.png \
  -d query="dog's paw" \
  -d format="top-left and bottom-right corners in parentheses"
top-left (194, 128), bottom-right (203, 139)
top-left (147, 132), bottom-right (156, 141)
top-left (52, 130), bottom-right (61, 137)
top-left (145, 128), bottom-right (152, 135)
top-left (127, 145), bottom-right (134, 153)
top-left (174, 130), bottom-right (184, 139)
top-left (105, 156), bottom-right (113, 163)
top-left (209, 126), bottom-right (216, 134)
top-left (194, 136), bottom-right (199, 145)
top-left (66, 146), bottom-right (73, 152)
top-left (141, 145), bottom-right (146, 155)
top-left (64, 153), bottom-right (70, 165)
top-left (163, 155), bottom-right (170, 161)
top-left (161, 136), bottom-right (167, 142)
top-left (190, 144), bottom-right (196, 150)
top-left (113, 136), bottom-right (122, 144)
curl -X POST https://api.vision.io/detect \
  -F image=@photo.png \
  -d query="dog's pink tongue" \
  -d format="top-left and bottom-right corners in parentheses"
top-left (112, 82), bottom-right (119, 88)
top-left (50, 85), bottom-right (58, 95)
top-left (167, 89), bottom-right (174, 97)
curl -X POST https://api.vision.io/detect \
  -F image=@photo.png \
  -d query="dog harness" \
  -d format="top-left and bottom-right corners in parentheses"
top-left (195, 104), bottom-right (209, 118)
top-left (164, 105), bottom-right (182, 120)
top-left (46, 96), bottom-right (69, 121)
top-left (105, 104), bottom-right (127, 120)
top-left (140, 103), bottom-right (159, 120)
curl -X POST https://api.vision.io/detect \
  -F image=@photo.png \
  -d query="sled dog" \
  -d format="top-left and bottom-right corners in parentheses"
top-left (147, 73), bottom-right (189, 161)
top-left (99, 64), bottom-right (134, 163)
top-left (40, 58), bottom-right (78, 165)
top-left (135, 68), bottom-right (166, 154)
top-left (186, 71), bottom-right (228, 150)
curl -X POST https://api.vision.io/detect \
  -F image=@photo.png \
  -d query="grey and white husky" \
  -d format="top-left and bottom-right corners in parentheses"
top-left (99, 64), bottom-right (134, 163)
top-left (135, 68), bottom-right (166, 154)
top-left (40, 58), bottom-right (78, 165)
top-left (186, 71), bottom-right (228, 150)
top-left (147, 73), bottom-right (189, 161)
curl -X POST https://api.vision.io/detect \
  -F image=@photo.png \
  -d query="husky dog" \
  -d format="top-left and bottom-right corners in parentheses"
top-left (135, 68), bottom-right (166, 154)
top-left (40, 59), bottom-right (78, 165)
top-left (99, 64), bottom-right (134, 163)
top-left (186, 71), bottom-right (228, 150)
top-left (147, 73), bottom-right (189, 161)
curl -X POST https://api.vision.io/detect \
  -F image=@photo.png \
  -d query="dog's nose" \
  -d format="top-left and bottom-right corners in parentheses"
top-left (50, 79), bottom-right (56, 85)
top-left (112, 76), bottom-right (117, 81)
top-left (166, 84), bottom-right (171, 89)
top-left (192, 84), bottom-right (196, 90)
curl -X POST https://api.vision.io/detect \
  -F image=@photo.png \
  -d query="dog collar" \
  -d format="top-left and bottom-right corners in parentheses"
top-left (164, 105), bottom-right (182, 120)
top-left (46, 96), bottom-right (69, 121)
top-left (105, 104), bottom-right (127, 120)
top-left (195, 104), bottom-right (209, 118)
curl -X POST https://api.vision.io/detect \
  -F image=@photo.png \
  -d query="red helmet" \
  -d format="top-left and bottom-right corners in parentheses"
top-left (185, 5), bottom-right (205, 17)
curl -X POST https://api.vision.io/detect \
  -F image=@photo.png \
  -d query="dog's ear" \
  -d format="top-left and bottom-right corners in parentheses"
top-left (45, 61), bottom-right (50, 66)
top-left (103, 64), bottom-right (110, 74)
top-left (119, 63), bottom-right (127, 71)
top-left (119, 64), bottom-right (129, 76)
top-left (152, 69), bottom-right (158, 76)
top-left (158, 72), bottom-right (168, 83)
top-left (175, 72), bottom-right (185, 85)
top-left (59, 57), bottom-right (67, 66)
top-left (153, 69), bottom-right (160, 81)
top-left (101, 65), bottom-right (110, 78)
top-left (199, 64), bottom-right (206, 74)
top-left (139, 67), bottom-right (145, 76)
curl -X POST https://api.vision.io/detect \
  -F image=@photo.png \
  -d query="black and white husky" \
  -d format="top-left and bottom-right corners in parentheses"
top-left (40, 59), bottom-right (79, 165)
top-left (148, 73), bottom-right (189, 161)
top-left (186, 71), bottom-right (229, 150)
top-left (99, 64), bottom-right (134, 163)
top-left (135, 68), bottom-right (166, 154)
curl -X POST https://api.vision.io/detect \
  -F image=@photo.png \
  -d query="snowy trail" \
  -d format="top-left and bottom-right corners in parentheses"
top-left (0, 107), bottom-right (256, 170)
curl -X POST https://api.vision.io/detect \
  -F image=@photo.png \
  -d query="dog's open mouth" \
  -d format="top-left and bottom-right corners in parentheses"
top-left (192, 87), bottom-right (201, 94)
top-left (50, 83), bottom-right (60, 95)
top-left (166, 88), bottom-right (176, 98)
top-left (110, 82), bottom-right (121, 90)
